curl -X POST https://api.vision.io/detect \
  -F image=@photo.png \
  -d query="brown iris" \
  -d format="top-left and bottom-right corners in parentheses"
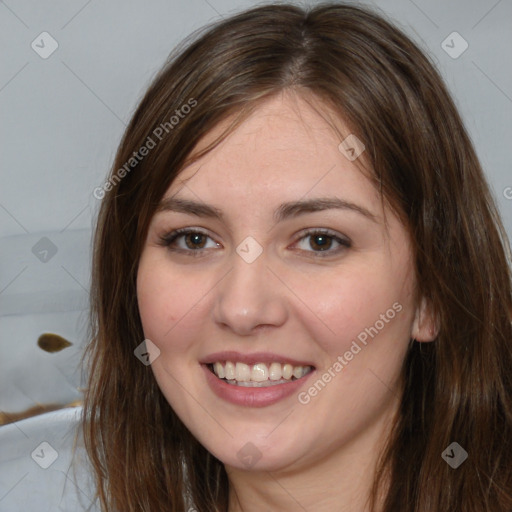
top-left (185, 232), bottom-right (207, 249)
top-left (309, 234), bottom-right (332, 251)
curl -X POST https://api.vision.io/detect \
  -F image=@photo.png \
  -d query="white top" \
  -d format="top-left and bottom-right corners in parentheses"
top-left (0, 406), bottom-right (100, 512)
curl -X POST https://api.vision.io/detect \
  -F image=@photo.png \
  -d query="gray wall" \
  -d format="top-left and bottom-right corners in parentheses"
top-left (1, 0), bottom-right (511, 243)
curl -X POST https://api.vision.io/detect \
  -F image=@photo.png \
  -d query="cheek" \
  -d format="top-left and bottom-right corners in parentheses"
top-left (136, 255), bottom-right (220, 357)
top-left (136, 260), bottom-right (202, 404)
top-left (137, 269), bottom-right (171, 340)
top-left (136, 258), bottom-right (187, 347)
top-left (298, 263), bottom-right (415, 359)
top-left (292, 267), bottom-right (414, 439)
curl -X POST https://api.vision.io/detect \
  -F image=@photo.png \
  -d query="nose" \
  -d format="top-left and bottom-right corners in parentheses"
top-left (212, 250), bottom-right (288, 336)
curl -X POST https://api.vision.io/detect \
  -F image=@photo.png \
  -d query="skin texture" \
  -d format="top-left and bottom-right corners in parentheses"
top-left (136, 92), bottom-right (436, 511)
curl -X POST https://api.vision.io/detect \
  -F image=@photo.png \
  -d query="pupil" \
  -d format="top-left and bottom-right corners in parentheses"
top-left (311, 235), bottom-right (331, 251)
top-left (186, 233), bottom-right (206, 249)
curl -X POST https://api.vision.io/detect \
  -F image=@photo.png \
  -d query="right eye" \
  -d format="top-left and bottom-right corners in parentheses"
top-left (158, 228), bottom-right (222, 256)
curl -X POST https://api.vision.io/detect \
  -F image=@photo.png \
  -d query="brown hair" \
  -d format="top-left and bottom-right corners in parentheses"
top-left (81, 2), bottom-right (512, 511)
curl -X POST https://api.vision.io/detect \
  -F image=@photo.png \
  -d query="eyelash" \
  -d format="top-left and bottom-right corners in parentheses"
top-left (157, 228), bottom-right (351, 258)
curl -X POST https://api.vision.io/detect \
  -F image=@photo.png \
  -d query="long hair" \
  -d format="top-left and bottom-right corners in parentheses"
top-left (81, 3), bottom-right (512, 511)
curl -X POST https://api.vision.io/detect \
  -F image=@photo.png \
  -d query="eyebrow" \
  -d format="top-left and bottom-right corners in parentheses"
top-left (156, 196), bottom-right (378, 223)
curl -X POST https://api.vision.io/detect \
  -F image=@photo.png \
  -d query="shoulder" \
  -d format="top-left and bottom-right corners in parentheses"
top-left (0, 406), bottom-right (100, 511)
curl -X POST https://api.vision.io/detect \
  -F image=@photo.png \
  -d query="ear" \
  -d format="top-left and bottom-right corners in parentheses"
top-left (411, 297), bottom-right (439, 342)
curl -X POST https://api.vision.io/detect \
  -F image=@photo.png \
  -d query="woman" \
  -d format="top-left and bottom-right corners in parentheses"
top-left (82, 3), bottom-right (512, 511)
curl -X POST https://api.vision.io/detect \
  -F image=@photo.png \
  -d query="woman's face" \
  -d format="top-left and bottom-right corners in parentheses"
top-left (137, 92), bottom-right (431, 473)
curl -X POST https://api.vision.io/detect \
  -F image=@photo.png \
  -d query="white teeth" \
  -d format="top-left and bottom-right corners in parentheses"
top-left (226, 378), bottom-right (294, 387)
top-left (235, 362), bottom-right (251, 382)
top-left (225, 361), bottom-right (235, 380)
top-left (282, 363), bottom-right (293, 380)
top-left (210, 361), bottom-right (313, 384)
top-left (269, 362), bottom-right (282, 381)
top-left (214, 362), bottom-right (225, 379)
top-left (251, 363), bottom-right (269, 382)
top-left (293, 365), bottom-right (304, 379)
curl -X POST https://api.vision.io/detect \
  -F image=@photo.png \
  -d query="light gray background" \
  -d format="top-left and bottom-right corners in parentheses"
top-left (0, 1), bottom-right (510, 509)
top-left (1, 0), bottom-right (511, 241)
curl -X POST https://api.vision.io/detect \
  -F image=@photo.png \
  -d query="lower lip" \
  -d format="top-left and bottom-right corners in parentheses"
top-left (202, 364), bottom-right (315, 407)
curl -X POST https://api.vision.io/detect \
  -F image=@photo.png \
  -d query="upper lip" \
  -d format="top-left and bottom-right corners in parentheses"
top-left (200, 351), bottom-right (315, 367)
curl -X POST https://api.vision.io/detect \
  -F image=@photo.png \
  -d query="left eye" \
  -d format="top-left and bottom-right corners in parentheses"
top-left (293, 230), bottom-right (351, 255)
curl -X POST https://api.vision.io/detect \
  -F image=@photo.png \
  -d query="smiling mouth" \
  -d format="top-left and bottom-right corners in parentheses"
top-left (207, 361), bottom-right (314, 387)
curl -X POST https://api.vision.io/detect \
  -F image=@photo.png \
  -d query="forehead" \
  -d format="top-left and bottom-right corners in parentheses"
top-left (167, 92), bottom-right (378, 206)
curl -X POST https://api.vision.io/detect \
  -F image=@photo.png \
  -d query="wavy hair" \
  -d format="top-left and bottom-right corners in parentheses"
top-left (81, 3), bottom-right (512, 511)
